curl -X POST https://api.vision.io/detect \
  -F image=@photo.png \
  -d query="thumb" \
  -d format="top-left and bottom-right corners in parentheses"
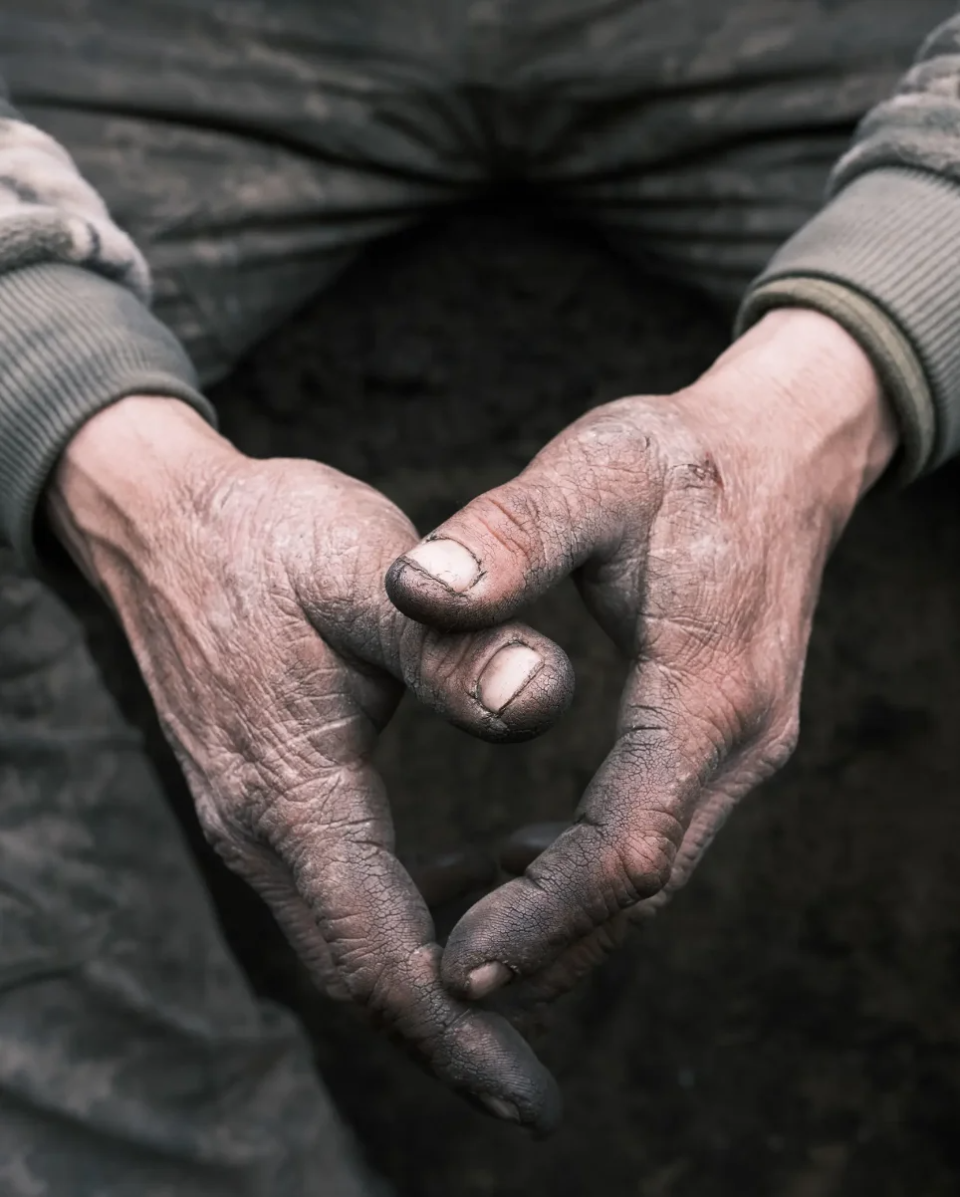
top-left (385, 446), bottom-right (640, 633)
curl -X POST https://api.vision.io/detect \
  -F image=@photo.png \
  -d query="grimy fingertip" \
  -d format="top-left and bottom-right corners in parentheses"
top-left (476, 645), bottom-right (575, 742)
top-left (475, 1016), bottom-right (563, 1135)
top-left (385, 550), bottom-right (495, 632)
top-left (402, 539), bottom-right (482, 593)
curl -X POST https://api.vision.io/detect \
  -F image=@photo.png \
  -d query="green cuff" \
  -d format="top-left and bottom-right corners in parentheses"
top-left (736, 167), bottom-right (960, 477)
top-left (0, 263), bottom-right (217, 568)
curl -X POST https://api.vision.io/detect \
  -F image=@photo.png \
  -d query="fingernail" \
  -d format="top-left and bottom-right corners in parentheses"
top-left (403, 539), bottom-right (480, 592)
top-left (480, 1095), bottom-right (522, 1123)
top-left (478, 644), bottom-right (543, 715)
top-left (467, 960), bottom-right (513, 999)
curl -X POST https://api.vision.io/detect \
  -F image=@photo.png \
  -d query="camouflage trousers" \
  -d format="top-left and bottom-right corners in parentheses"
top-left (0, 1), bottom-right (954, 1193)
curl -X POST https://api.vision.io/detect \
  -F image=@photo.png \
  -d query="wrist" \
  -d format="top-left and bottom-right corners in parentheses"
top-left (686, 308), bottom-right (898, 525)
top-left (46, 394), bottom-right (239, 594)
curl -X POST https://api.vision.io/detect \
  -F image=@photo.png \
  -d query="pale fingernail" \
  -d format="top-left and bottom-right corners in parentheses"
top-left (478, 644), bottom-right (543, 714)
top-left (480, 1095), bottom-right (521, 1123)
top-left (467, 960), bottom-right (513, 999)
top-left (403, 539), bottom-right (480, 592)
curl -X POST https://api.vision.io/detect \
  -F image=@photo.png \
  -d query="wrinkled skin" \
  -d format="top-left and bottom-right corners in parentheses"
top-left (46, 396), bottom-right (577, 1131)
top-left (43, 307), bottom-right (896, 1130)
top-left (386, 309), bottom-right (899, 1010)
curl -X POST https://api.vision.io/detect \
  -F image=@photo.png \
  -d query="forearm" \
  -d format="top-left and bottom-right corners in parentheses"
top-left (47, 396), bottom-right (236, 600)
top-left (687, 308), bottom-right (898, 556)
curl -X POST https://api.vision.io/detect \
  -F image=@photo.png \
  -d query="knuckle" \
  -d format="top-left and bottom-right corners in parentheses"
top-left (729, 652), bottom-right (801, 757)
top-left (631, 413), bottom-right (718, 492)
top-left (757, 709), bottom-right (801, 773)
top-left (336, 951), bottom-right (388, 1007)
top-left (712, 658), bottom-right (791, 753)
top-left (197, 808), bottom-right (236, 858)
top-left (473, 485), bottom-right (535, 534)
top-left (729, 675), bottom-right (776, 744)
top-left (664, 432), bottom-right (726, 498)
top-left (625, 889), bottom-right (673, 925)
top-left (565, 403), bottom-right (663, 495)
top-left (465, 486), bottom-right (546, 561)
top-left (612, 828), bottom-right (678, 905)
top-left (196, 796), bottom-right (260, 874)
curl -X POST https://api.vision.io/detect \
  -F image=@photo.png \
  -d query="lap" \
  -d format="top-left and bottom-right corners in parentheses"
top-left (2, 0), bottom-right (483, 384)
top-left (497, 0), bottom-right (959, 306)
top-left (6, 0), bottom-right (947, 354)
top-left (0, 553), bottom-right (373, 1196)
top-left (0, 6), bottom-right (945, 1188)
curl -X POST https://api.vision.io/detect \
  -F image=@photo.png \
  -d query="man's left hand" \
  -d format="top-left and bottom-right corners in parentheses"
top-left (386, 309), bottom-right (898, 1007)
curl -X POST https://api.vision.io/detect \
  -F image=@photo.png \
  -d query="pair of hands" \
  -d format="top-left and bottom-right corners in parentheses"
top-left (47, 309), bottom-right (897, 1132)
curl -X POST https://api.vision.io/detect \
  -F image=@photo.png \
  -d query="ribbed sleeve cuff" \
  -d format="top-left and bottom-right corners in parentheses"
top-left (0, 263), bottom-right (217, 567)
top-left (736, 167), bottom-right (960, 478)
top-left (737, 277), bottom-right (933, 484)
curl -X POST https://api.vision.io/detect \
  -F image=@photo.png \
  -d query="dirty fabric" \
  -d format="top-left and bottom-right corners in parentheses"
top-left (741, 13), bottom-right (960, 475)
top-left (0, 552), bottom-right (379, 1196)
top-left (2, 2), bottom-right (960, 561)
top-left (0, 2), bottom-right (957, 1194)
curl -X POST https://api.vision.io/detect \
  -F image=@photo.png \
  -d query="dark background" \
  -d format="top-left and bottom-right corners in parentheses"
top-left (79, 207), bottom-right (960, 1196)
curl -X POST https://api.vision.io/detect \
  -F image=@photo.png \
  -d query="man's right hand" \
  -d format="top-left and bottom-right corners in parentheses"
top-left (45, 395), bottom-right (574, 1132)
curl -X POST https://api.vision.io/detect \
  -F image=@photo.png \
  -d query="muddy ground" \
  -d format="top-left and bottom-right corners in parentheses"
top-left (79, 208), bottom-right (960, 1196)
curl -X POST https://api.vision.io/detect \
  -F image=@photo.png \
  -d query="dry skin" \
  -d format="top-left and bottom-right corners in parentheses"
top-left (69, 211), bottom-right (960, 1197)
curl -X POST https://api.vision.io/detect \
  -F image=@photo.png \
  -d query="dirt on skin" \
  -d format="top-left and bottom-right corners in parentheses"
top-left (74, 207), bottom-right (960, 1197)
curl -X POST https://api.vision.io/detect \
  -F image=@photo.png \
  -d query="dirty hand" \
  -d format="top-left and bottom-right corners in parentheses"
top-left (386, 309), bottom-right (898, 1006)
top-left (46, 395), bottom-right (576, 1130)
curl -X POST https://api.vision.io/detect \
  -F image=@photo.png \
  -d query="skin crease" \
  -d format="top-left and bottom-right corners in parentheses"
top-left (45, 306), bottom-right (895, 1128)
top-left (385, 308), bottom-right (900, 1012)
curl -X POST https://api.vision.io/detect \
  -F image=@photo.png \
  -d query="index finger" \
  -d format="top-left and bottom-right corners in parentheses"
top-left (440, 658), bottom-right (740, 999)
top-left (261, 752), bottom-right (562, 1132)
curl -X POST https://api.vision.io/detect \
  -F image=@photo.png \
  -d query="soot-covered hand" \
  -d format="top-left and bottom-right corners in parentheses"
top-left (47, 395), bottom-right (577, 1131)
top-left (386, 310), bottom-right (899, 1009)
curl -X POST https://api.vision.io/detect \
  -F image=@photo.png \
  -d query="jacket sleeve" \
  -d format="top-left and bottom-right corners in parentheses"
top-left (0, 76), bottom-right (215, 566)
top-left (736, 11), bottom-right (960, 481)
